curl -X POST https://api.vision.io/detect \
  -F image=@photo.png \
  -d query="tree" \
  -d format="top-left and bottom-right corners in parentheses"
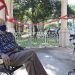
top-left (13, 0), bottom-right (75, 34)
top-left (13, 0), bottom-right (54, 38)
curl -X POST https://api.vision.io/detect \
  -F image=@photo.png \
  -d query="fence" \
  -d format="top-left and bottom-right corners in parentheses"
top-left (15, 31), bottom-right (59, 48)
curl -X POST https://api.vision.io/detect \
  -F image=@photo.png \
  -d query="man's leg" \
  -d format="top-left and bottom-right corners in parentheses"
top-left (9, 50), bottom-right (47, 75)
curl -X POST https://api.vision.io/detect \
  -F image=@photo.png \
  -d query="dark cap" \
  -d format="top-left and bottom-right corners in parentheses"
top-left (0, 24), bottom-right (6, 31)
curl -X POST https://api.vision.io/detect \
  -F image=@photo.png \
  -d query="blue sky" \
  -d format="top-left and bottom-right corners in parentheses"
top-left (68, 0), bottom-right (75, 5)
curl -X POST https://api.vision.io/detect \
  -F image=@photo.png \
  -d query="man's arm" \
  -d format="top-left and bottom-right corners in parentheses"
top-left (0, 48), bottom-right (5, 56)
top-left (0, 32), bottom-right (18, 53)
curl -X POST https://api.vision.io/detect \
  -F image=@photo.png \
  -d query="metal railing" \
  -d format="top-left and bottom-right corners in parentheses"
top-left (15, 32), bottom-right (59, 48)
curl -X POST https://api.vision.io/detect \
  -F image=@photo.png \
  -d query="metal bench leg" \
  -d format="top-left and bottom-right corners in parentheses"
top-left (0, 72), bottom-right (10, 75)
top-left (68, 69), bottom-right (75, 75)
top-left (9, 73), bottom-right (13, 75)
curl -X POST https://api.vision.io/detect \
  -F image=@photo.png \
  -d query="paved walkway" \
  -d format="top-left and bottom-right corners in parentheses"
top-left (14, 47), bottom-right (75, 75)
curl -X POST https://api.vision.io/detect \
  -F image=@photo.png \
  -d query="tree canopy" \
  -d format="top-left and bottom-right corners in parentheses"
top-left (13, 0), bottom-right (75, 21)
top-left (13, 0), bottom-right (75, 35)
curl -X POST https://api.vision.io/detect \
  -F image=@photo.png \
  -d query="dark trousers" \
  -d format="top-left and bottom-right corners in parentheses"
top-left (9, 49), bottom-right (47, 75)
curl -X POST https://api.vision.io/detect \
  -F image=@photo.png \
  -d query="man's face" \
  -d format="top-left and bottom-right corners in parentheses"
top-left (0, 19), bottom-right (5, 25)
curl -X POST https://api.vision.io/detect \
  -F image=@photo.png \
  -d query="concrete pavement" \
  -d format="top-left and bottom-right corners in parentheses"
top-left (13, 47), bottom-right (75, 75)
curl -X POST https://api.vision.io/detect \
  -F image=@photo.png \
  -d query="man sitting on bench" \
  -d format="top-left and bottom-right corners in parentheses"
top-left (0, 19), bottom-right (47, 75)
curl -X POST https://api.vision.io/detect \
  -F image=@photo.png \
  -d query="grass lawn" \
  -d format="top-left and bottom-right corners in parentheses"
top-left (16, 37), bottom-right (59, 48)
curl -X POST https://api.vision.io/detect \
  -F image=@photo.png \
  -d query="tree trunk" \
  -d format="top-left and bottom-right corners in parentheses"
top-left (34, 25), bottom-right (38, 38)
top-left (59, 0), bottom-right (70, 47)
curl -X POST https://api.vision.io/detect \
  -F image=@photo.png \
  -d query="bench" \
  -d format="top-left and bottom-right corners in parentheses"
top-left (68, 69), bottom-right (75, 75)
top-left (0, 47), bottom-right (25, 75)
top-left (0, 58), bottom-right (23, 75)
top-left (68, 34), bottom-right (75, 75)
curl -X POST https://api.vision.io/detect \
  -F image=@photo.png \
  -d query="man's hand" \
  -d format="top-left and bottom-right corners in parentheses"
top-left (1, 54), bottom-right (11, 65)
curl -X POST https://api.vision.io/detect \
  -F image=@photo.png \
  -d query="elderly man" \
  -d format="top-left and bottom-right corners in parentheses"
top-left (0, 19), bottom-right (47, 75)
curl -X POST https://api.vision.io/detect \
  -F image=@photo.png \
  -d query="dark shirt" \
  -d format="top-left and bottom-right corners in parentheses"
top-left (0, 32), bottom-right (20, 55)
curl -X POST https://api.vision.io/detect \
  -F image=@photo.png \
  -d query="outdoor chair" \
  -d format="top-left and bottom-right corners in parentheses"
top-left (0, 56), bottom-right (23, 75)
